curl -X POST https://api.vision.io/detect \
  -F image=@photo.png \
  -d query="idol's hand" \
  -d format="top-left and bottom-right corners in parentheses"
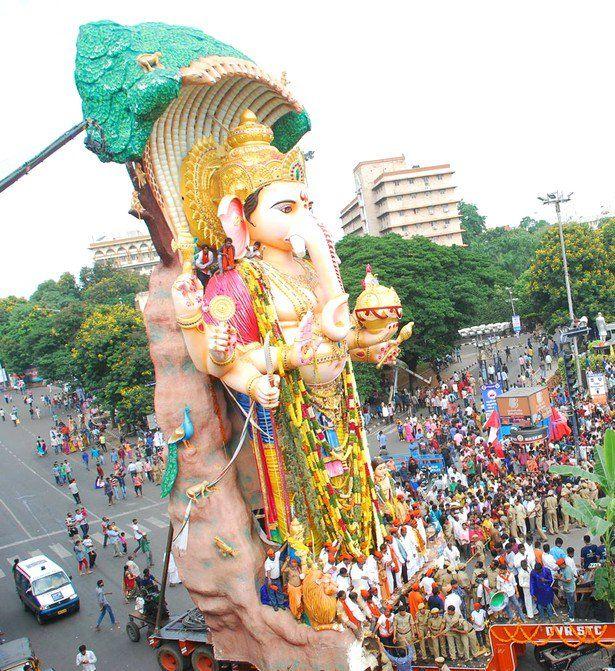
top-left (171, 271), bottom-right (203, 318)
top-left (377, 340), bottom-right (400, 367)
top-left (350, 340), bottom-right (400, 366)
top-left (208, 323), bottom-right (237, 366)
top-left (250, 374), bottom-right (280, 409)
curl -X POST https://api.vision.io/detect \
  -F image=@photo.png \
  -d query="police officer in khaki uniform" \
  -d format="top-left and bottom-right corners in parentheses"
top-left (427, 607), bottom-right (446, 659)
top-left (442, 519), bottom-right (455, 546)
top-left (443, 605), bottom-right (461, 660)
top-left (514, 498), bottom-right (527, 538)
top-left (534, 494), bottom-right (547, 540)
top-left (559, 485), bottom-right (572, 533)
top-left (415, 602), bottom-right (429, 660)
top-left (455, 615), bottom-right (482, 660)
top-left (544, 490), bottom-right (558, 534)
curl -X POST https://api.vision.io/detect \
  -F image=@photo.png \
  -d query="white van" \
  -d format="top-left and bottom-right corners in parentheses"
top-left (13, 555), bottom-right (79, 624)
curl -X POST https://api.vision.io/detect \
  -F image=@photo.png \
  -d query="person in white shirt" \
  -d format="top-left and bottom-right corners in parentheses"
top-left (442, 542), bottom-right (461, 567)
top-left (496, 568), bottom-right (525, 621)
top-left (376, 607), bottom-right (395, 643)
top-left (443, 585), bottom-right (462, 615)
top-left (565, 548), bottom-right (578, 578)
top-left (470, 603), bottom-right (489, 650)
top-left (264, 549), bottom-right (283, 610)
top-left (131, 519), bottom-right (143, 554)
top-left (420, 572), bottom-right (435, 596)
top-left (335, 567), bottom-right (351, 593)
top-left (540, 548), bottom-right (558, 572)
top-left (76, 645), bottom-right (97, 671)
top-left (363, 554), bottom-right (380, 595)
top-left (523, 542), bottom-right (536, 570)
top-left (350, 557), bottom-right (371, 593)
top-left (517, 559), bottom-right (534, 619)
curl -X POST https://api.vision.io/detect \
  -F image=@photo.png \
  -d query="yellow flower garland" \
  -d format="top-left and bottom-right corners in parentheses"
top-left (236, 260), bottom-right (381, 556)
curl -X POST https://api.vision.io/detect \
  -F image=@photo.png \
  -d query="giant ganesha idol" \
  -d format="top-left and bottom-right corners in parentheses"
top-left (174, 109), bottom-right (404, 553)
top-left (75, 20), bottom-right (405, 670)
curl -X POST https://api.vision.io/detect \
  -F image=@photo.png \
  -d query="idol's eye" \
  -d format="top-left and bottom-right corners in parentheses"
top-left (272, 201), bottom-right (294, 214)
top-left (308, 201), bottom-right (314, 211)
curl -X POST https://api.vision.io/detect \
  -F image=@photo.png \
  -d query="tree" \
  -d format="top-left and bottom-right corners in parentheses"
top-left (467, 225), bottom-right (545, 281)
top-left (337, 234), bottom-right (508, 371)
top-left (519, 223), bottom-right (614, 328)
top-left (352, 361), bottom-right (383, 404)
top-left (550, 429), bottom-right (615, 608)
top-left (30, 272), bottom-right (81, 309)
top-left (519, 216), bottom-right (549, 233)
top-left (72, 304), bottom-right (153, 423)
top-left (458, 201), bottom-right (487, 245)
top-left (82, 267), bottom-right (148, 306)
top-left (116, 384), bottom-right (154, 428)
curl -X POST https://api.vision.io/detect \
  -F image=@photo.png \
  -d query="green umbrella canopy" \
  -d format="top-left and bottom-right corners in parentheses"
top-left (75, 20), bottom-right (310, 164)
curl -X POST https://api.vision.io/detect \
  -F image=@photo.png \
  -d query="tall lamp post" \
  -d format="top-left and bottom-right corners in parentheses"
top-left (537, 191), bottom-right (583, 389)
top-left (506, 287), bottom-right (520, 337)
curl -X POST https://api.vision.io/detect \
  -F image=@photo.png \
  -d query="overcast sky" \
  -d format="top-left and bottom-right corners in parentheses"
top-left (1, 0), bottom-right (613, 298)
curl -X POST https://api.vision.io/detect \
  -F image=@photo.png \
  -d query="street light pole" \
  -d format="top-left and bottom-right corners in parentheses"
top-left (538, 191), bottom-right (583, 390)
top-left (507, 287), bottom-right (517, 317)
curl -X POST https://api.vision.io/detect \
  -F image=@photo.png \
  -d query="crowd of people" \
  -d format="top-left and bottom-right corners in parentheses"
top-left (264, 357), bottom-right (613, 668)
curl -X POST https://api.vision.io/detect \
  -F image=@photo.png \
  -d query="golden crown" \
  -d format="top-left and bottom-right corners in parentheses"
top-left (180, 109), bottom-right (306, 247)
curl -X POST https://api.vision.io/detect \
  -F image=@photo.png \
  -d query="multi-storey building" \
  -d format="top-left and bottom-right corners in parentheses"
top-left (340, 156), bottom-right (465, 246)
top-left (88, 230), bottom-right (158, 275)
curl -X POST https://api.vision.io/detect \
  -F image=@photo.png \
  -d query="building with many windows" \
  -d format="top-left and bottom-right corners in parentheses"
top-left (340, 156), bottom-right (465, 246)
top-left (88, 230), bottom-right (158, 274)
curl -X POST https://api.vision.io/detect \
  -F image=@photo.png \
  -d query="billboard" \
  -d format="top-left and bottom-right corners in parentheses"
top-left (497, 386), bottom-right (551, 427)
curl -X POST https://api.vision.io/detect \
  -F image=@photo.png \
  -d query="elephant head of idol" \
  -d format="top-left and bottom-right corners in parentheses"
top-left (181, 109), bottom-right (351, 343)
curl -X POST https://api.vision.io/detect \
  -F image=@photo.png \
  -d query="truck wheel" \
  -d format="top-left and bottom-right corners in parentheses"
top-left (35, 612), bottom-right (46, 625)
top-left (191, 645), bottom-right (218, 671)
top-left (157, 643), bottom-right (188, 671)
top-left (126, 620), bottom-right (141, 642)
top-left (569, 648), bottom-right (610, 671)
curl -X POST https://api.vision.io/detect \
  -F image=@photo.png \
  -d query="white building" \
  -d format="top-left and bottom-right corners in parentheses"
top-left (88, 230), bottom-right (158, 275)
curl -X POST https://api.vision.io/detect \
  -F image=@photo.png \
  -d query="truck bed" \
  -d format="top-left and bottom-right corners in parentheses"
top-left (157, 608), bottom-right (211, 644)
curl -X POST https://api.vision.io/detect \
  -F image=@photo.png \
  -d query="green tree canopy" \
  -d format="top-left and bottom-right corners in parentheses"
top-left (0, 264), bottom-right (155, 425)
top-left (82, 268), bottom-right (148, 306)
top-left (518, 222), bottom-right (614, 328)
top-left (466, 225), bottom-right (545, 281)
top-left (337, 234), bottom-right (509, 372)
top-left (30, 272), bottom-right (81, 309)
top-left (458, 201), bottom-right (487, 245)
top-left (519, 216), bottom-right (550, 233)
top-left (72, 304), bottom-right (153, 423)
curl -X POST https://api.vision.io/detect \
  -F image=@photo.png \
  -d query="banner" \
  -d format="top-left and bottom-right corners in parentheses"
top-left (587, 372), bottom-right (608, 405)
top-left (512, 314), bottom-right (521, 333)
top-left (481, 383), bottom-right (503, 415)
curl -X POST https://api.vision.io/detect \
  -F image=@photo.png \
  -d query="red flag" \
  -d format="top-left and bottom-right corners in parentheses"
top-left (484, 410), bottom-right (501, 430)
top-left (549, 406), bottom-right (572, 441)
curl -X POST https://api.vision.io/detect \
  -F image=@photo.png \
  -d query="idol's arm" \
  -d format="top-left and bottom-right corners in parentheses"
top-left (349, 340), bottom-right (400, 366)
top-left (171, 271), bottom-right (280, 407)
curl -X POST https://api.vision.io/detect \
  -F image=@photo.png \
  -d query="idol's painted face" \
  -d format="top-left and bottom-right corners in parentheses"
top-left (247, 181), bottom-right (311, 252)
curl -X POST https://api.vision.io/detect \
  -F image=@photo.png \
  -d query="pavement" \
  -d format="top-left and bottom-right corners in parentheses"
top-left (0, 391), bottom-right (193, 671)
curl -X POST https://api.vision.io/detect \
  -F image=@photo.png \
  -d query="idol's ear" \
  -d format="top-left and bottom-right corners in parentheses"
top-left (217, 196), bottom-right (249, 259)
